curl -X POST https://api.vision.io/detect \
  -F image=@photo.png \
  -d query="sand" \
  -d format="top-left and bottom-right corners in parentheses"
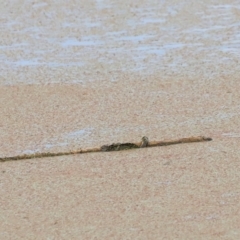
top-left (1, 0), bottom-right (240, 239)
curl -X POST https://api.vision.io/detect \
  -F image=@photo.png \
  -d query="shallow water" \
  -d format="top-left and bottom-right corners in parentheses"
top-left (1, 0), bottom-right (240, 85)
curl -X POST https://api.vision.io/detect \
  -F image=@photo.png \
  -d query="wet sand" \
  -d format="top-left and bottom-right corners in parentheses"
top-left (1, 0), bottom-right (240, 239)
top-left (1, 77), bottom-right (240, 239)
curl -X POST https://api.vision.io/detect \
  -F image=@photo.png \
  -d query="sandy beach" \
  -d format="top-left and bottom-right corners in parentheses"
top-left (1, 0), bottom-right (240, 239)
